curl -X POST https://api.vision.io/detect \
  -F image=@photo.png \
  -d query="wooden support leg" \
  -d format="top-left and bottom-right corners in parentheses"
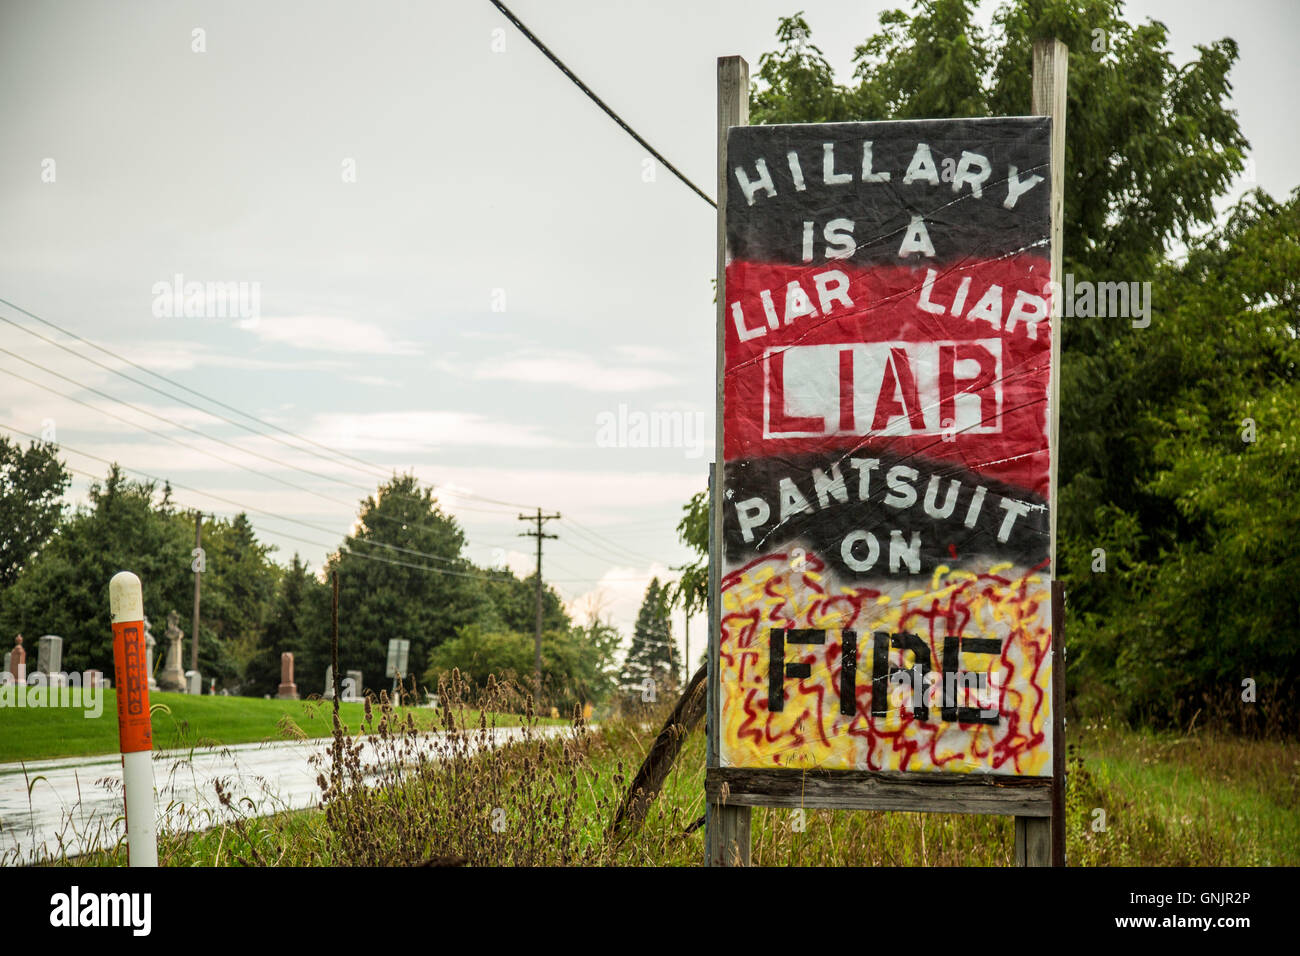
top-left (1015, 815), bottom-right (1051, 866)
top-left (708, 804), bottom-right (751, 866)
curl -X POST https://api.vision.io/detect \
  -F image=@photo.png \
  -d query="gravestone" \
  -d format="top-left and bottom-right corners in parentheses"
top-left (8, 635), bottom-right (26, 684)
top-left (276, 652), bottom-right (299, 700)
top-left (185, 670), bottom-right (201, 695)
top-left (323, 667), bottom-right (363, 701)
top-left (37, 635), bottom-right (62, 678)
top-left (158, 610), bottom-right (187, 692)
top-left (86, 669), bottom-right (104, 689)
top-left (144, 616), bottom-right (159, 692)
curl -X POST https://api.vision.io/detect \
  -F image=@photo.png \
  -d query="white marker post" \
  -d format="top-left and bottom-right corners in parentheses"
top-left (109, 571), bottom-right (158, 867)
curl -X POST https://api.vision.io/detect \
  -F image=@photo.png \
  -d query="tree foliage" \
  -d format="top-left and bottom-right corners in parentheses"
top-left (0, 466), bottom-right (191, 676)
top-left (622, 578), bottom-right (680, 698)
top-left (0, 464), bottom-right (606, 705)
top-left (0, 437), bottom-right (70, 590)
top-left (424, 618), bottom-right (618, 714)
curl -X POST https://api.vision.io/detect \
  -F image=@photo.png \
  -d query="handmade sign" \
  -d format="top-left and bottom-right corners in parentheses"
top-left (720, 118), bottom-right (1054, 776)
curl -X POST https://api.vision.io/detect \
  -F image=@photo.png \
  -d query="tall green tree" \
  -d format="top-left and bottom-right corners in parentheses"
top-left (322, 473), bottom-right (487, 697)
top-left (0, 465), bottom-right (191, 675)
top-left (622, 578), bottom-right (679, 698)
top-left (424, 618), bottom-right (619, 714)
top-left (1063, 187), bottom-right (1300, 725)
top-left (477, 570), bottom-right (570, 635)
top-left (199, 512), bottom-right (279, 686)
top-left (0, 437), bottom-right (70, 591)
top-left (245, 552), bottom-right (327, 697)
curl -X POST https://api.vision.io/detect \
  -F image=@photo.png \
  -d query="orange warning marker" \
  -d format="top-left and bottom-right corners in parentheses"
top-left (110, 571), bottom-right (158, 867)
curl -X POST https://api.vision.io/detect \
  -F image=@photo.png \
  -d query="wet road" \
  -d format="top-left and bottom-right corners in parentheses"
top-left (0, 724), bottom-right (570, 865)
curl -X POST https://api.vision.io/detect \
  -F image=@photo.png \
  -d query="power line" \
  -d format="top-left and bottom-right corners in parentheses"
top-left (0, 422), bottom-right (519, 578)
top-left (0, 352), bottom-right (516, 535)
top-left (1, 390), bottom-right (673, 589)
top-left (0, 303), bottom-right (681, 578)
top-left (0, 345), bottom-right (369, 496)
top-left (553, 532), bottom-right (649, 568)
top-left (0, 295), bottom-right (540, 512)
top-left (487, 0), bottom-right (715, 208)
top-left (0, 311), bottom-right (392, 489)
top-left (562, 516), bottom-right (667, 565)
top-left (0, 317), bottom-right (525, 522)
top-left (0, 362), bottom-right (356, 509)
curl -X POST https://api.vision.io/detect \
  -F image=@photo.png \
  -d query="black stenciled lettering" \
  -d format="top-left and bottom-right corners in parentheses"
top-left (871, 630), bottom-right (891, 717)
top-left (769, 628), bottom-right (826, 711)
top-left (768, 627), bottom-right (785, 712)
top-left (840, 630), bottom-right (857, 716)
top-left (892, 631), bottom-right (933, 721)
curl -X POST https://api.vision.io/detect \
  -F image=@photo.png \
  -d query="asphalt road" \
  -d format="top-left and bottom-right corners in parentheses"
top-left (0, 724), bottom-right (569, 865)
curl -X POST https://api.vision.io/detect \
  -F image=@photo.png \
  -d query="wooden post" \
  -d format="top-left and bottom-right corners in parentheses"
top-left (1015, 815), bottom-right (1051, 867)
top-left (1015, 36), bottom-right (1068, 869)
top-left (707, 54), bottom-right (751, 867)
top-left (1033, 37), bottom-right (1067, 563)
top-left (1051, 581), bottom-right (1067, 866)
top-left (330, 570), bottom-right (340, 718)
top-left (191, 511), bottom-right (202, 675)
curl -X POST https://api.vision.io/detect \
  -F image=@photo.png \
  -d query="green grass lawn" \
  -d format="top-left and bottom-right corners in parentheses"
top-left (0, 689), bottom-right (539, 764)
top-left (1072, 721), bottom-right (1300, 866)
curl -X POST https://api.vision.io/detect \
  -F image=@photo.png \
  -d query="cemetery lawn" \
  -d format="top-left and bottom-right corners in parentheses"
top-left (0, 690), bottom-right (542, 763)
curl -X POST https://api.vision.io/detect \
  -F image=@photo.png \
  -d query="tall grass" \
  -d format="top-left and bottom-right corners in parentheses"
top-left (33, 676), bottom-right (1298, 867)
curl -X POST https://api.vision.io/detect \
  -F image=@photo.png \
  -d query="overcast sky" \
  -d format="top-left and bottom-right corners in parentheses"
top-left (1, 0), bottom-right (1295, 650)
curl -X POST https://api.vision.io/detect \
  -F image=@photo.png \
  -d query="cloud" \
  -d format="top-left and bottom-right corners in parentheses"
top-left (240, 315), bottom-right (422, 355)
top-left (344, 374), bottom-right (398, 388)
top-left (471, 350), bottom-right (678, 392)
top-left (305, 410), bottom-right (560, 453)
top-left (561, 562), bottom-right (701, 650)
top-left (612, 344), bottom-right (678, 364)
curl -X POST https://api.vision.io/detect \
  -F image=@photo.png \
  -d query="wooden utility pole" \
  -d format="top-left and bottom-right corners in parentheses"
top-left (190, 511), bottom-right (202, 676)
top-left (331, 571), bottom-right (340, 720)
top-left (518, 508), bottom-right (560, 703)
top-left (1015, 35), bottom-right (1069, 869)
top-left (707, 54), bottom-right (751, 867)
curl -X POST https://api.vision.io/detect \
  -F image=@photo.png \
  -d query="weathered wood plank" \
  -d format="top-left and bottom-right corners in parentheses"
top-left (707, 767), bottom-right (1052, 816)
top-left (1016, 815), bottom-right (1052, 866)
top-left (707, 55), bottom-right (752, 867)
top-left (1032, 37), bottom-right (1068, 566)
top-left (708, 804), bottom-right (752, 866)
top-left (1051, 581), bottom-right (1067, 865)
top-left (1031, 35), bottom-right (1069, 869)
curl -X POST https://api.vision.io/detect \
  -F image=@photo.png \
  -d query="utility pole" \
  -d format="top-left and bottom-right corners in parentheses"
top-left (518, 507), bottom-right (561, 705)
top-left (191, 511), bottom-right (203, 677)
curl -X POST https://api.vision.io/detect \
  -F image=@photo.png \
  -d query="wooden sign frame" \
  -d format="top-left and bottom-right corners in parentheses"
top-left (706, 41), bottom-right (1068, 867)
